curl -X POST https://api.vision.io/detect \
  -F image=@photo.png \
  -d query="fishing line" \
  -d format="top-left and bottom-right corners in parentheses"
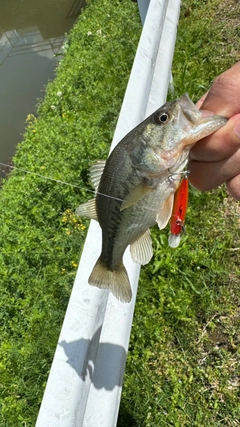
top-left (0, 161), bottom-right (180, 215)
top-left (0, 162), bottom-right (124, 204)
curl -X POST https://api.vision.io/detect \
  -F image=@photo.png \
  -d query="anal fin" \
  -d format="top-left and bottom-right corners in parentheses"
top-left (130, 229), bottom-right (153, 265)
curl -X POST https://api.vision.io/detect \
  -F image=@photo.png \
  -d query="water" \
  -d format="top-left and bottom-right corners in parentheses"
top-left (0, 0), bottom-right (84, 169)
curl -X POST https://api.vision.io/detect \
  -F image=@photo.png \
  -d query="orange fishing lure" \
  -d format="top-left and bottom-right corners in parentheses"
top-left (168, 176), bottom-right (188, 248)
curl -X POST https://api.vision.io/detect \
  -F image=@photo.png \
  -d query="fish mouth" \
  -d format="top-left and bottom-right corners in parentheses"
top-left (178, 93), bottom-right (202, 124)
top-left (161, 93), bottom-right (227, 166)
top-left (178, 93), bottom-right (228, 145)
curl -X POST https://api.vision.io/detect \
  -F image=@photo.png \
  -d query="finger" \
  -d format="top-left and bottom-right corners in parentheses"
top-left (226, 174), bottom-right (240, 201)
top-left (190, 114), bottom-right (240, 161)
top-left (188, 148), bottom-right (240, 191)
top-left (196, 91), bottom-right (209, 109)
top-left (199, 62), bottom-right (240, 117)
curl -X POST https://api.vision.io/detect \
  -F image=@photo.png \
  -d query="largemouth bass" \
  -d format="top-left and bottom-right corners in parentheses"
top-left (76, 94), bottom-right (227, 303)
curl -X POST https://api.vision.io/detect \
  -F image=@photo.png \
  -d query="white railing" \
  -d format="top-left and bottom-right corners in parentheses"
top-left (36, 1), bottom-right (181, 425)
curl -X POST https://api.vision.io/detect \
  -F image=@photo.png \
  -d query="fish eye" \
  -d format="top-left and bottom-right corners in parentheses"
top-left (153, 111), bottom-right (170, 124)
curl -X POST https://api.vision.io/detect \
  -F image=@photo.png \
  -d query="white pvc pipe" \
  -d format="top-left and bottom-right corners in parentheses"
top-left (137, 0), bottom-right (150, 24)
top-left (111, 0), bottom-right (168, 147)
top-left (36, 1), bottom-right (181, 426)
top-left (146, 0), bottom-right (181, 116)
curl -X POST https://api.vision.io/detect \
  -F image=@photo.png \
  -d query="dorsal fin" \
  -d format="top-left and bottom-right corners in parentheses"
top-left (89, 160), bottom-right (106, 191)
top-left (130, 229), bottom-right (153, 265)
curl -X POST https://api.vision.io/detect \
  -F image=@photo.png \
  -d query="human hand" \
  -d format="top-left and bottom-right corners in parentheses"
top-left (188, 61), bottom-right (240, 200)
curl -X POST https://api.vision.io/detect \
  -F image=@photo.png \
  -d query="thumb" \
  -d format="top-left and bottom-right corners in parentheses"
top-left (198, 62), bottom-right (240, 117)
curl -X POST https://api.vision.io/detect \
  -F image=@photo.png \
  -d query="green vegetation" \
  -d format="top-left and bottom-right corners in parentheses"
top-left (118, 1), bottom-right (240, 426)
top-left (0, 0), bottom-right (239, 425)
top-left (0, 0), bottom-right (141, 425)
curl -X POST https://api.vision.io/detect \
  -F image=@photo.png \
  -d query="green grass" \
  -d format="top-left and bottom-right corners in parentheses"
top-left (0, 0), bottom-right (240, 425)
top-left (119, 188), bottom-right (240, 426)
top-left (118, 0), bottom-right (240, 426)
top-left (171, 0), bottom-right (240, 100)
top-left (0, 0), bottom-right (141, 424)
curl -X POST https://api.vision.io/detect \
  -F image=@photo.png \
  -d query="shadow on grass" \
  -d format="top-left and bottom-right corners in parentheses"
top-left (117, 402), bottom-right (139, 427)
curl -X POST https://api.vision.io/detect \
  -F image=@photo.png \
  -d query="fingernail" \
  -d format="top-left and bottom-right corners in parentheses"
top-left (234, 121), bottom-right (240, 138)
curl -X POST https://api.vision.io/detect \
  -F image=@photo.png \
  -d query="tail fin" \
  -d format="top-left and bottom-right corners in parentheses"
top-left (88, 257), bottom-right (132, 303)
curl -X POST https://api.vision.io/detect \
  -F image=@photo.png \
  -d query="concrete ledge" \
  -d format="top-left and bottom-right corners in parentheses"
top-left (36, 1), bottom-right (181, 425)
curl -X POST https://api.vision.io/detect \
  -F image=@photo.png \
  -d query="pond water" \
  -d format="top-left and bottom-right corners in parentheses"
top-left (0, 0), bottom-right (84, 171)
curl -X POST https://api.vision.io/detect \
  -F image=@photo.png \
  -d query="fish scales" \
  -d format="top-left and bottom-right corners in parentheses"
top-left (76, 94), bottom-right (227, 303)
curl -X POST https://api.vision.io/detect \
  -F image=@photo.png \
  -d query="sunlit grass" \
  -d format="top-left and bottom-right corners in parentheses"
top-left (0, 0), bottom-right (239, 425)
top-left (0, 0), bottom-right (141, 424)
top-left (118, 0), bottom-right (240, 425)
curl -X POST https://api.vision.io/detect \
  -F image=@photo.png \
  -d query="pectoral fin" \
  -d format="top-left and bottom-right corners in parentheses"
top-left (130, 229), bottom-right (153, 265)
top-left (76, 198), bottom-right (98, 221)
top-left (120, 182), bottom-right (153, 211)
top-left (156, 194), bottom-right (174, 230)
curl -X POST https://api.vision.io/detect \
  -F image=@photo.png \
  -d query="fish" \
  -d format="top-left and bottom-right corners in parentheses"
top-left (76, 93), bottom-right (227, 303)
top-left (168, 176), bottom-right (189, 248)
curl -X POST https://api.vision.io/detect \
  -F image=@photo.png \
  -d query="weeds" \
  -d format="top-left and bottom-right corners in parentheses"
top-left (0, 0), bottom-right (240, 425)
top-left (118, 0), bottom-right (240, 426)
top-left (0, 0), bottom-right (141, 424)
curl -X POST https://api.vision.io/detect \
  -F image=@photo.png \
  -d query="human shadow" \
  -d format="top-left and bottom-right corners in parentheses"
top-left (59, 327), bottom-right (127, 391)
